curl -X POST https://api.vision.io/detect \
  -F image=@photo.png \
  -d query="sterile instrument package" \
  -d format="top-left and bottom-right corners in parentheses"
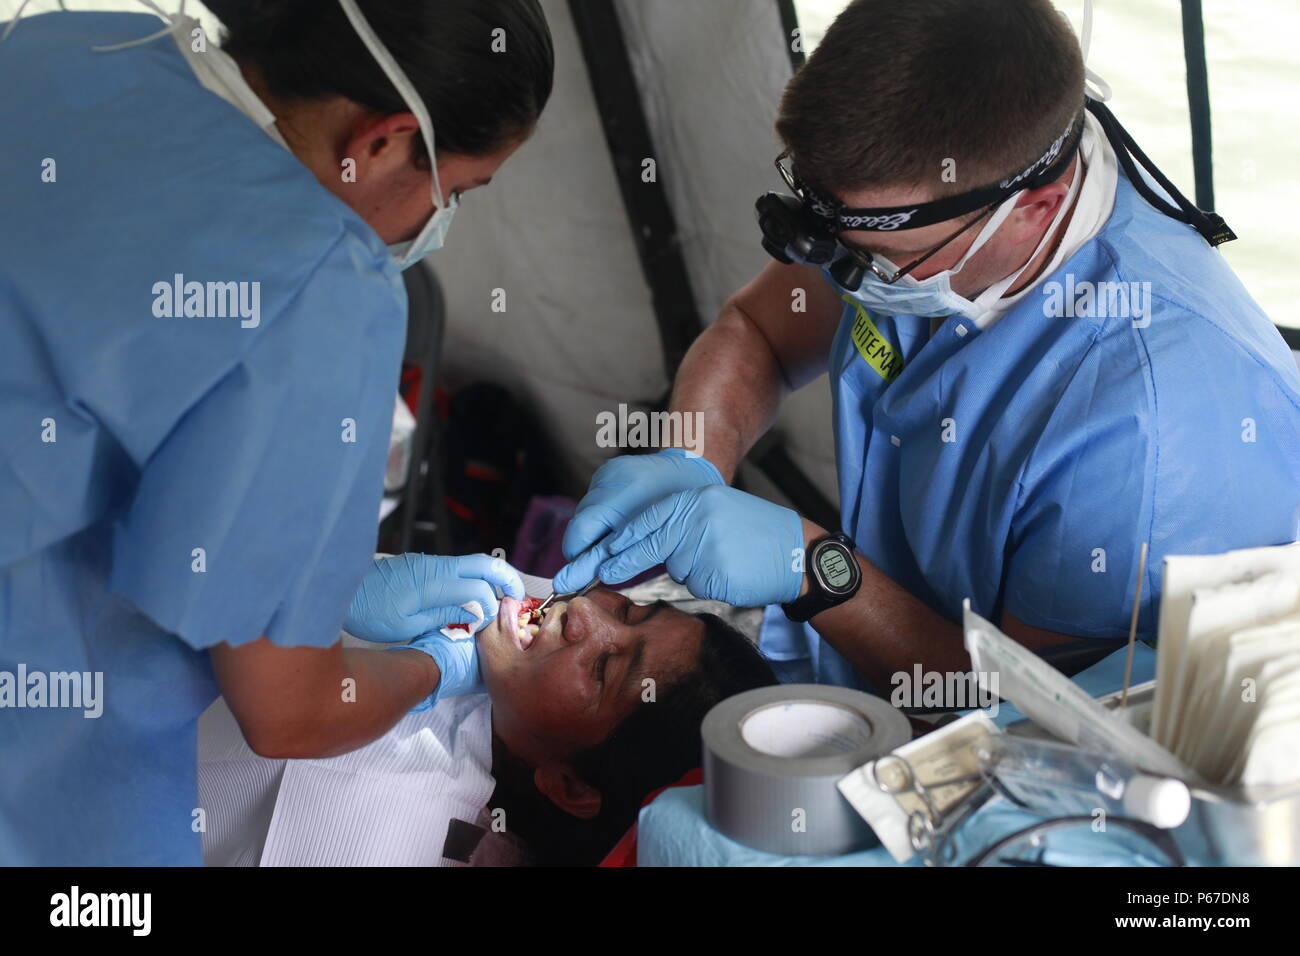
top-left (963, 603), bottom-right (1192, 778)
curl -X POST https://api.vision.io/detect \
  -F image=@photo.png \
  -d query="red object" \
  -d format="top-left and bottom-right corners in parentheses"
top-left (444, 496), bottom-right (474, 522)
top-left (445, 595), bottom-right (543, 633)
top-left (398, 365), bottom-right (423, 418)
top-left (434, 386), bottom-right (451, 423)
top-left (464, 460), bottom-right (507, 483)
top-left (599, 767), bottom-right (704, 867)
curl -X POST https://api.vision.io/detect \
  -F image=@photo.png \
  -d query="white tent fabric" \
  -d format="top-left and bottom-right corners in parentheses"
top-left (615, 0), bottom-right (840, 507)
top-left (431, 0), bottom-right (666, 495)
top-left (434, 0), bottom-right (840, 509)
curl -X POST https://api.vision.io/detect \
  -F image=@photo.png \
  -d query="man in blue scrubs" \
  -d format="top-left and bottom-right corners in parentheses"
top-left (555, 0), bottom-right (1300, 691)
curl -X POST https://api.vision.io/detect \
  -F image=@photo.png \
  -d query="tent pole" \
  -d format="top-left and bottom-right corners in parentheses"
top-left (775, 0), bottom-right (805, 73)
top-left (1179, 0), bottom-right (1216, 212)
top-left (568, 0), bottom-right (843, 527)
top-left (567, 0), bottom-right (702, 379)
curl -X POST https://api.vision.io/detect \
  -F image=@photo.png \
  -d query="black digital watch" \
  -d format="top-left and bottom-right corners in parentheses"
top-left (781, 532), bottom-right (861, 623)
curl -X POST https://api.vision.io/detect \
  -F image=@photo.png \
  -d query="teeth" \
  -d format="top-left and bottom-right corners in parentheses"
top-left (516, 610), bottom-right (535, 650)
top-left (513, 600), bottom-right (560, 650)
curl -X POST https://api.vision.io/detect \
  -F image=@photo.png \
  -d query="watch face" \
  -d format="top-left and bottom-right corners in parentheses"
top-left (815, 544), bottom-right (855, 593)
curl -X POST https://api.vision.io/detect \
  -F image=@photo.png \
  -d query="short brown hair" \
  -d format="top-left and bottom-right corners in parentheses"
top-left (776, 0), bottom-right (1084, 200)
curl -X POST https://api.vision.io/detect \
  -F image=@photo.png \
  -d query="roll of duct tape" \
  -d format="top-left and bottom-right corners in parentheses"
top-left (702, 684), bottom-right (911, 857)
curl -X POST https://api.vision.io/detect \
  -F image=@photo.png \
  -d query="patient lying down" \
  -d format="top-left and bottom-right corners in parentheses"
top-left (198, 587), bottom-right (775, 866)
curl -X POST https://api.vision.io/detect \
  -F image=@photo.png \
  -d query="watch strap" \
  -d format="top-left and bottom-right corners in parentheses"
top-left (781, 533), bottom-right (860, 623)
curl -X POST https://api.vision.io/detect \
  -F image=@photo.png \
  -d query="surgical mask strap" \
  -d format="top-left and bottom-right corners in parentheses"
top-left (0, 0), bottom-right (193, 51)
top-left (1080, 0), bottom-right (1113, 102)
top-left (337, 0), bottom-right (450, 216)
top-left (92, 6), bottom-right (189, 53)
top-left (0, 0), bottom-right (37, 44)
top-left (970, 150), bottom-right (1083, 309)
top-left (876, 189), bottom-right (1023, 285)
top-left (946, 192), bottom-right (1023, 278)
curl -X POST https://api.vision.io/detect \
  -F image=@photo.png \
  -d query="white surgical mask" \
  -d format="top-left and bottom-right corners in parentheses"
top-left (841, 161), bottom-right (1082, 324)
top-left (384, 192), bottom-right (457, 266)
top-left (338, 0), bottom-right (457, 269)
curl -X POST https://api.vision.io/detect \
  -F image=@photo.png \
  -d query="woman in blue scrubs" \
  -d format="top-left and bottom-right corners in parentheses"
top-left (0, 0), bottom-right (552, 864)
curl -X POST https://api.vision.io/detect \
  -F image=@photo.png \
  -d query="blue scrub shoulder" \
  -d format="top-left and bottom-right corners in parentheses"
top-left (1014, 175), bottom-right (1300, 494)
top-left (819, 170), bottom-right (1300, 645)
top-left (0, 11), bottom-right (408, 566)
top-left (987, 175), bottom-right (1300, 635)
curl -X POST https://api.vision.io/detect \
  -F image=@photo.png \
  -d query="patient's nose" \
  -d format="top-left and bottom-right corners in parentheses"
top-left (563, 596), bottom-right (619, 646)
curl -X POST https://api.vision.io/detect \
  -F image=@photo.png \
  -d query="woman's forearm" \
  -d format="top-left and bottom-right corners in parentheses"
top-left (293, 646), bottom-right (440, 758)
top-left (210, 638), bottom-right (440, 759)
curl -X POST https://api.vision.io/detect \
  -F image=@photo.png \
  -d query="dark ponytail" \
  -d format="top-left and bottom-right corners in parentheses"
top-left (206, 0), bottom-right (553, 157)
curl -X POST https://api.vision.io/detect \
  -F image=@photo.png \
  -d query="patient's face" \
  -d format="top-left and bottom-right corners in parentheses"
top-left (477, 588), bottom-right (704, 762)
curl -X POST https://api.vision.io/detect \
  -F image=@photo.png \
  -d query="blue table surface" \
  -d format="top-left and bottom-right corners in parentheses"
top-left (637, 644), bottom-right (1165, 867)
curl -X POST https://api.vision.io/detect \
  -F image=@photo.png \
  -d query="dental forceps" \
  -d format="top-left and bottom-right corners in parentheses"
top-left (534, 578), bottom-right (600, 618)
top-left (870, 753), bottom-right (994, 867)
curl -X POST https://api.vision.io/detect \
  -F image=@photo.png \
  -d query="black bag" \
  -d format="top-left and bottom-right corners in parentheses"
top-left (440, 383), bottom-right (560, 555)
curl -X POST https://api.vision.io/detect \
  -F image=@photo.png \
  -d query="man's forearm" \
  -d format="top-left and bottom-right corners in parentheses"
top-left (795, 518), bottom-right (970, 689)
top-left (668, 306), bottom-right (788, 482)
top-left (669, 307), bottom-right (972, 682)
top-left (813, 564), bottom-right (971, 691)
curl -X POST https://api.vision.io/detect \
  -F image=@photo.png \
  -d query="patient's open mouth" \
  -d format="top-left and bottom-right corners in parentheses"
top-left (498, 596), bottom-right (544, 651)
top-left (518, 596), bottom-right (543, 650)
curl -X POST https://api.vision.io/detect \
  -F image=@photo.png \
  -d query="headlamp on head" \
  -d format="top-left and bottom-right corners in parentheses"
top-left (753, 192), bottom-right (870, 290)
top-left (755, 115), bottom-right (1086, 291)
top-left (755, 98), bottom-right (1234, 287)
top-left (754, 191), bottom-right (838, 267)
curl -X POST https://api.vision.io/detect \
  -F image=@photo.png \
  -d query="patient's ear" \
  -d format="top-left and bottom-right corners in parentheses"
top-left (533, 764), bottom-right (602, 820)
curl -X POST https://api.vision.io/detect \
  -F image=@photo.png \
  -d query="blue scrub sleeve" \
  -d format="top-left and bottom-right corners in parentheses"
top-left (109, 244), bottom-right (405, 651)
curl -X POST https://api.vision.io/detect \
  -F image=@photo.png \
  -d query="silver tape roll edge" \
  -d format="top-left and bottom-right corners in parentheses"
top-left (703, 684), bottom-right (911, 857)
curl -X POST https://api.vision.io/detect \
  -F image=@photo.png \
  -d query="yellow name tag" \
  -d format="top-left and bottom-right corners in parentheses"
top-left (843, 295), bottom-right (903, 383)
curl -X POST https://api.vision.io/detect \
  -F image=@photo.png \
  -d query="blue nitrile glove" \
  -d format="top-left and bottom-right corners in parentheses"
top-left (344, 552), bottom-right (525, 643)
top-left (595, 485), bottom-right (805, 608)
top-left (554, 449), bottom-right (726, 593)
top-left (388, 630), bottom-right (483, 712)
